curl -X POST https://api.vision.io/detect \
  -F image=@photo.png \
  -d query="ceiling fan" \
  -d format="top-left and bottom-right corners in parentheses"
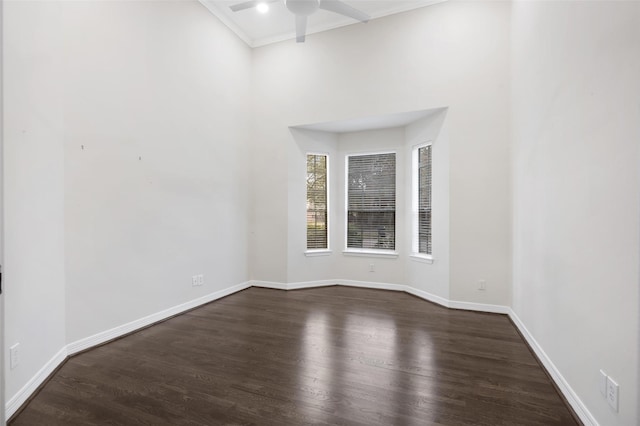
top-left (229, 0), bottom-right (370, 43)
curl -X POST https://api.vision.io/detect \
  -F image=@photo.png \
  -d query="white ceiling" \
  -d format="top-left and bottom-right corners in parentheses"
top-left (198, 0), bottom-right (445, 47)
top-left (291, 108), bottom-right (444, 133)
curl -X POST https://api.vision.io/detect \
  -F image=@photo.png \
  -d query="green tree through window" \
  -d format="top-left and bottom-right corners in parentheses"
top-left (306, 154), bottom-right (328, 249)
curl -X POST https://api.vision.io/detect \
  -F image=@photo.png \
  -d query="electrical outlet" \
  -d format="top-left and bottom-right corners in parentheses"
top-left (192, 275), bottom-right (199, 287)
top-left (606, 376), bottom-right (619, 412)
top-left (198, 274), bottom-right (204, 286)
top-left (10, 343), bottom-right (20, 369)
top-left (599, 370), bottom-right (607, 396)
top-left (369, 263), bottom-right (375, 272)
top-left (478, 280), bottom-right (486, 291)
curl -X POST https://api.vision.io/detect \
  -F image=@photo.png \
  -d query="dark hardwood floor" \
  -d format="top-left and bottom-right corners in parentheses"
top-left (9, 286), bottom-right (579, 425)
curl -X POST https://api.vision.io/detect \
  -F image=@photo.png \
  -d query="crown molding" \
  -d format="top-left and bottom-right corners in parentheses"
top-left (198, 0), bottom-right (448, 48)
top-left (198, 0), bottom-right (253, 47)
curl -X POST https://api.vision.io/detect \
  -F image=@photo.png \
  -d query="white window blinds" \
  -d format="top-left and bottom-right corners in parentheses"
top-left (306, 154), bottom-right (328, 250)
top-left (415, 144), bottom-right (432, 255)
top-left (347, 153), bottom-right (396, 251)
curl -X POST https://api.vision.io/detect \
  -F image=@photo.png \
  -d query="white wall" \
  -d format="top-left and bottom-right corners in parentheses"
top-left (287, 110), bottom-right (450, 300)
top-left (3, 0), bottom-right (67, 401)
top-left (510, 1), bottom-right (640, 425)
top-left (3, 0), bottom-right (253, 408)
top-left (287, 128), bottom-right (339, 283)
top-left (252, 1), bottom-right (511, 305)
top-left (336, 127), bottom-right (407, 283)
top-left (0, 0), bottom-right (6, 422)
top-left (404, 112), bottom-right (450, 300)
top-left (62, 0), bottom-right (253, 343)
top-left (9, 2), bottom-right (638, 425)
top-left (288, 127), bottom-right (407, 284)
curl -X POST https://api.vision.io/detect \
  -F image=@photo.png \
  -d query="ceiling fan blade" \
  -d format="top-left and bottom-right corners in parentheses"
top-left (319, 0), bottom-right (370, 23)
top-left (230, 1), bottom-right (259, 12)
top-left (230, 0), bottom-right (279, 12)
top-left (296, 15), bottom-right (307, 43)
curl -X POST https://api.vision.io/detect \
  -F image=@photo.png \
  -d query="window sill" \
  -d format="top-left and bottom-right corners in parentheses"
top-left (304, 250), bottom-right (332, 257)
top-left (342, 250), bottom-right (399, 259)
top-left (410, 254), bottom-right (434, 264)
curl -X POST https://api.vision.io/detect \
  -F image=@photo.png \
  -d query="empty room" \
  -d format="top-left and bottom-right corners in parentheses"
top-left (1, 0), bottom-right (638, 425)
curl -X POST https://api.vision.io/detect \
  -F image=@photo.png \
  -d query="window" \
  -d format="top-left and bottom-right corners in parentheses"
top-left (306, 154), bottom-right (328, 250)
top-left (346, 152), bottom-right (396, 251)
top-left (413, 144), bottom-right (432, 256)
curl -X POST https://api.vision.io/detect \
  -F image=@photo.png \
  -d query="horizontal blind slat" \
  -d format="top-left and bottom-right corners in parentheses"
top-left (347, 153), bottom-right (396, 250)
top-left (417, 145), bottom-right (432, 255)
top-left (307, 154), bottom-right (328, 249)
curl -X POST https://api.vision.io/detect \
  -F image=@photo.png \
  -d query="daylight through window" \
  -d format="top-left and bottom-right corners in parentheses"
top-left (306, 154), bottom-right (328, 250)
top-left (414, 144), bottom-right (432, 255)
top-left (346, 153), bottom-right (396, 251)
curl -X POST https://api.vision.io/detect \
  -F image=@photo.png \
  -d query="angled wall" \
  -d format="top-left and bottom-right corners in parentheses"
top-left (511, 1), bottom-right (640, 425)
top-left (3, 0), bottom-right (253, 417)
top-left (4, 1), bottom-right (638, 425)
top-left (251, 1), bottom-right (512, 306)
top-left (61, 0), bottom-right (253, 344)
top-left (286, 109), bottom-right (450, 302)
top-left (3, 0), bottom-right (67, 404)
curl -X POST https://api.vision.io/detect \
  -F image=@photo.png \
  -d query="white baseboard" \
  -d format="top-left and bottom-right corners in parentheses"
top-left (250, 280), bottom-right (289, 290)
top-left (253, 279), bottom-right (408, 293)
top-left (6, 279), bottom-right (595, 426)
top-left (6, 346), bottom-right (68, 419)
top-left (404, 285), bottom-right (451, 308)
top-left (508, 309), bottom-right (598, 426)
top-left (251, 279), bottom-right (595, 424)
top-left (448, 299), bottom-right (510, 314)
top-left (334, 279), bottom-right (406, 292)
top-left (67, 281), bottom-right (252, 355)
top-left (6, 281), bottom-right (252, 420)
top-left (252, 279), bottom-right (508, 315)
top-left (288, 279), bottom-right (339, 290)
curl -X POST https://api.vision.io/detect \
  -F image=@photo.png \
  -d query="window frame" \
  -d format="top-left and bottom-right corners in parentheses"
top-left (305, 152), bottom-right (331, 255)
top-left (343, 150), bottom-right (398, 257)
top-left (411, 142), bottom-right (433, 262)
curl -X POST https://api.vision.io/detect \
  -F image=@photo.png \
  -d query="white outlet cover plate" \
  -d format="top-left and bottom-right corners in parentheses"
top-left (599, 370), bottom-right (607, 396)
top-left (606, 376), bottom-right (619, 412)
top-left (10, 343), bottom-right (19, 369)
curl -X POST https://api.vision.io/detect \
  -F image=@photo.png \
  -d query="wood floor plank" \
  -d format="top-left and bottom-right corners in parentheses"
top-left (9, 286), bottom-right (580, 425)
